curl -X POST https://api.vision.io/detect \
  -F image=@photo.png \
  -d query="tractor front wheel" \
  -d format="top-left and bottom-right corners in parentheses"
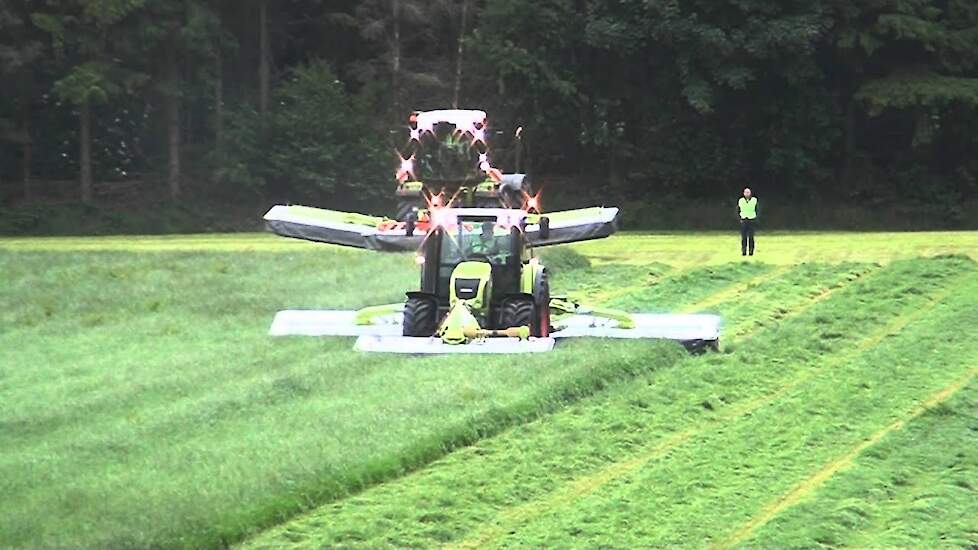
top-left (403, 296), bottom-right (438, 337)
top-left (500, 297), bottom-right (539, 337)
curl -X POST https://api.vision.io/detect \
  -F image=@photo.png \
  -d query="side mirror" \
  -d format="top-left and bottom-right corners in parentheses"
top-left (539, 216), bottom-right (550, 240)
top-left (509, 226), bottom-right (521, 264)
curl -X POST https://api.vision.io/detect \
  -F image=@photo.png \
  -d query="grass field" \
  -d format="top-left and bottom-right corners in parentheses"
top-left (1, 231), bottom-right (976, 549)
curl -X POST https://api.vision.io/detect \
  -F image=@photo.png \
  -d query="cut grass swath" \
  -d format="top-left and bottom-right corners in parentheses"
top-left (715, 366), bottom-right (978, 549)
top-left (487, 268), bottom-right (978, 548)
top-left (241, 256), bottom-right (976, 549)
top-left (742, 379), bottom-right (978, 549)
top-left (0, 247), bottom-right (689, 550)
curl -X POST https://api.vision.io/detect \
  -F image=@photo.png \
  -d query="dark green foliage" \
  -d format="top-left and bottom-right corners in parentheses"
top-left (1, 0), bottom-right (977, 228)
top-left (219, 62), bottom-right (389, 208)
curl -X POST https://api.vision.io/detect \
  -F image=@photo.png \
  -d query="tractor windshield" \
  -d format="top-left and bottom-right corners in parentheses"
top-left (438, 221), bottom-right (513, 267)
top-left (410, 123), bottom-right (486, 185)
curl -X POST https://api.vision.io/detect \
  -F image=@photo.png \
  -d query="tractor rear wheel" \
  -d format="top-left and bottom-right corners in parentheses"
top-left (403, 296), bottom-right (438, 337)
top-left (396, 200), bottom-right (419, 222)
top-left (500, 297), bottom-right (537, 336)
top-left (535, 270), bottom-right (551, 337)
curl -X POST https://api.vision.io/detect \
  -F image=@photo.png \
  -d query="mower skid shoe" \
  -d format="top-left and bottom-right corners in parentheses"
top-left (355, 336), bottom-right (555, 354)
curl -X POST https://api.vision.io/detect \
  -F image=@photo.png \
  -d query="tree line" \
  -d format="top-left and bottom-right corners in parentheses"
top-left (1, 0), bottom-right (977, 223)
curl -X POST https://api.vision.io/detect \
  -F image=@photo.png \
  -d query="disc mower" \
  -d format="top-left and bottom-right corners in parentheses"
top-left (264, 204), bottom-right (721, 353)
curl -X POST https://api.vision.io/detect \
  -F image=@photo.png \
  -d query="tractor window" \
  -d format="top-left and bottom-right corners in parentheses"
top-left (458, 222), bottom-right (513, 265)
top-left (412, 123), bottom-right (486, 185)
top-left (435, 222), bottom-right (514, 299)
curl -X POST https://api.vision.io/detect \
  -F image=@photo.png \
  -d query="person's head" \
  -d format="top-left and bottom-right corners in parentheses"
top-left (480, 221), bottom-right (494, 241)
top-left (743, 187), bottom-right (752, 199)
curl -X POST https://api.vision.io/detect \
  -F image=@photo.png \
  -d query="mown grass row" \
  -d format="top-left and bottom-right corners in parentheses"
top-left (501, 272), bottom-right (978, 548)
top-left (0, 247), bottom-right (695, 549)
top-left (240, 256), bottom-right (975, 548)
top-left (743, 378), bottom-right (978, 549)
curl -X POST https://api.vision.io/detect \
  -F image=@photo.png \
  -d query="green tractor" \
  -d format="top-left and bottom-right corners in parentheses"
top-left (403, 208), bottom-right (551, 343)
top-left (394, 109), bottom-right (532, 220)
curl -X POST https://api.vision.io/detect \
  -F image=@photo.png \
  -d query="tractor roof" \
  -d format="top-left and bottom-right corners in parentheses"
top-left (429, 208), bottom-right (526, 228)
top-left (415, 110), bottom-right (487, 130)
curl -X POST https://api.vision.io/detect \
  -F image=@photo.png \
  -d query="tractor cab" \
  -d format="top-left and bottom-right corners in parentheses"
top-left (394, 109), bottom-right (532, 220)
top-left (404, 208), bottom-right (549, 338)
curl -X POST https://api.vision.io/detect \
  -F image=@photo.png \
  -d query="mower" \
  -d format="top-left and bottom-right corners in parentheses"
top-left (264, 204), bottom-right (721, 353)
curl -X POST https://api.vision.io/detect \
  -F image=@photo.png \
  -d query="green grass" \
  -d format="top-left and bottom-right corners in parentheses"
top-left (743, 378), bottom-right (978, 549)
top-left (2, 231), bottom-right (977, 549)
top-left (240, 255), bottom-right (978, 549)
top-left (0, 244), bottom-right (685, 548)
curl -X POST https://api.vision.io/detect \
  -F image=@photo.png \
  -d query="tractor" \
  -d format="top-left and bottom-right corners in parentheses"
top-left (393, 109), bottom-right (532, 220)
top-left (402, 208), bottom-right (551, 343)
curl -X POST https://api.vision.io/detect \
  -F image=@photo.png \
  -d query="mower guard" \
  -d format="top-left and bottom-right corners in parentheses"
top-left (268, 309), bottom-right (720, 353)
top-left (355, 335), bottom-right (556, 354)
top-left (263, 204), bottom-right (619, 252)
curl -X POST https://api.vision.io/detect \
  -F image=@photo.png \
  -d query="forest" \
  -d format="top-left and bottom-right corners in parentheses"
top-left (1, 0), bottom-right (977, 232)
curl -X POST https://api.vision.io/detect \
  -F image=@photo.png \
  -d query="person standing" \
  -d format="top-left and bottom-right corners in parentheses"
top-left (737, 188), bottom-right (758, 256)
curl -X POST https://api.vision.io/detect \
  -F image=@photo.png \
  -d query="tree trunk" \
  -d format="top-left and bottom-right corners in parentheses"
top-left (215, 41), bottom-right (224, 159)
top-left (22, 103), bottom-right (32, 201)
top-left (452, 0), bottom-right (469, 109)
top-left (391, 0), bottom-right (401, 118)
top-left (841, 94), bottom-right (855, 190)
top-left (80, 100), bottom-right (93, 204)
top-left (166, 42), bottom-right (182, 200)
top-left (259, 0), bottom-right (270, 116)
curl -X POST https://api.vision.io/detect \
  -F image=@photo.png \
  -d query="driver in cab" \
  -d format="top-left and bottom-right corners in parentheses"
top-left (468, 221), bottom-right (502, 260)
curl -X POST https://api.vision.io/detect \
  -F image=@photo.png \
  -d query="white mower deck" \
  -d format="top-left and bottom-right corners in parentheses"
top-left (269, 310), bottom-right (721, 354)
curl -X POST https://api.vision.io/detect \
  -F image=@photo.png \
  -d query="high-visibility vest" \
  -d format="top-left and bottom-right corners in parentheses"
top-left (738, 197), bottom-right (758, 219)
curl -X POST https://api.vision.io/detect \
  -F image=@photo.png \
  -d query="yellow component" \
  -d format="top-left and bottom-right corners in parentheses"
top-left (738, 197), bottom-right (758, 219)
top-left (354, 303), bottom-right (404, 325)
top-left (449, 261), bottom-right (492, 310)
top-left (549, 296), bottom-right (636, 329)
top-left (436, 301), bottom-right (531, 345)
top-left (437, 301), bottom-right (482, 344)
top-left (472, 326), bottom-right (531, 340)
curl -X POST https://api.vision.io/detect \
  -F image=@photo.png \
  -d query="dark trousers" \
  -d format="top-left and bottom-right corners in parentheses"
top-left (740, 219), bottom-right (755, 255)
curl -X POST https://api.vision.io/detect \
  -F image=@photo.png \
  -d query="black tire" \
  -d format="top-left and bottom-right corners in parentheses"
top-left (534, 269), bottom-right (551, 337)
top-left (500, 297), bottom-right (536, 335)
top-left (396, 200), bottom-right (419, 222)
top-left (403, 296), bottom-right (438, 336)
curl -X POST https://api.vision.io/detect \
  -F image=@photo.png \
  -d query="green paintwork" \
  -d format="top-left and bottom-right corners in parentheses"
top-left (549, 296), bottom-right (636, 329)
top-left (437, 301), bottom-right (484, 345)
top-left (354, 303), bottom-right (404, 325)
top-left (283, 205), bottom-right (385, 226)
top-left (520, 261), bottom-right (541, 295)
top-left (476, 180), bottom-right (497, 192)
top-left (450, 261), bottom-right (493, 310)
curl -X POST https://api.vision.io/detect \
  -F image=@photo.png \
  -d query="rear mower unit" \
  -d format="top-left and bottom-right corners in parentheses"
top-left (393, 109), bottom-right (533, 220)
